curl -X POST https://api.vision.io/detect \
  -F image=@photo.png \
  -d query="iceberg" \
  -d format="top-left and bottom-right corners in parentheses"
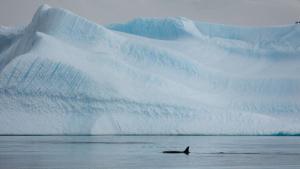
top-left (0, 4), bottom-right (300, 135)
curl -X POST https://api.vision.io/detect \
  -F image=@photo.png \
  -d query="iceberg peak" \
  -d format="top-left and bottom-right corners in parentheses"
top-left (25, 4), bottom-right (115, 44)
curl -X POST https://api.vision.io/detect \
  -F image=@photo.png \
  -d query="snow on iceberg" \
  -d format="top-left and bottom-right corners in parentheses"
top-left (0, 4), bottom-right (300, 135)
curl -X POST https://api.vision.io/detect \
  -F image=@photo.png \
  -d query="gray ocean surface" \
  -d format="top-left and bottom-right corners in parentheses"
top-left (0, 136), bottom-right (300, 169)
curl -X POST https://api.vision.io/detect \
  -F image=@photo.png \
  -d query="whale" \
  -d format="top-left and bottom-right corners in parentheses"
top-left (163, 146), bottom-right (190, 155)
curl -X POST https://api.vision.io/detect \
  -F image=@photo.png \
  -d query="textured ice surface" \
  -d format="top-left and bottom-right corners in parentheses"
top-left (0, 4), bottom-right (300, 135)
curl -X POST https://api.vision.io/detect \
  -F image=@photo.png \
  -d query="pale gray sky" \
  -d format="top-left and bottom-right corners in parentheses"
top-left (1, 0), bottom-right (300, 27)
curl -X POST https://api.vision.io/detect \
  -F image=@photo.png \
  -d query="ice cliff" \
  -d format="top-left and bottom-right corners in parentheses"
top-left (0, 5), bottom-right (300, 135)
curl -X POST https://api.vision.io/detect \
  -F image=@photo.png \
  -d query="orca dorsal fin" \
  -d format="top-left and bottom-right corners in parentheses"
top-left (183, 146), bottom-right (190, 154)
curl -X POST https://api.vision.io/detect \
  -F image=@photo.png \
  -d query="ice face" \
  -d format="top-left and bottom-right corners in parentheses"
top-left (0, 4), bottom-right (300, 135)
top-left (108, 17), bottom-right (201, 40)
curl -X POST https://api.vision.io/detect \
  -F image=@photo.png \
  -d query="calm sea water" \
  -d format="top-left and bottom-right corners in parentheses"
top-left (0, 136), bottom-right (300, 169)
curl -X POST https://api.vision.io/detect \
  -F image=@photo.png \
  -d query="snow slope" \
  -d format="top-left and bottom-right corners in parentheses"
top-left (0, 4), bottom-right (300, 135)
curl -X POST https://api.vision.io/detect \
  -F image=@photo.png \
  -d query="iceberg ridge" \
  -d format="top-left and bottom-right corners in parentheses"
top-left (108, 17), bottom-right (201, 40)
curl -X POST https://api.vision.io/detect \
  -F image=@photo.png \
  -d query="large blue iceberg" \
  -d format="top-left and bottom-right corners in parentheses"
top-left (0, 5), bottom-right (300, 135)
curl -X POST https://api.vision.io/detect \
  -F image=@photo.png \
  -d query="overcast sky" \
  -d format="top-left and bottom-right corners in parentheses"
top-left (1, 0), bottom-right (300, 27)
